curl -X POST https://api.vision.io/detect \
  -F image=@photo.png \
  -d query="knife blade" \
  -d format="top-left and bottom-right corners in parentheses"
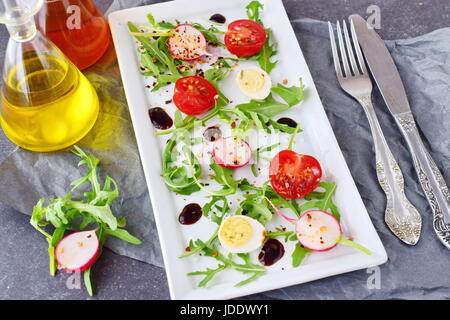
top-left (349, 15), bottom-right (410, 115)
top-left (350, 14), bottom-right (450, 249)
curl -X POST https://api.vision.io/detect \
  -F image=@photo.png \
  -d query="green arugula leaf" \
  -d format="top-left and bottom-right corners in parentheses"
top-left (300, 182), bottom-right (340, 220)
top-left (337, 238), bottom-right (372, 255)
top-left (162, 138), bottom-right (201, 195)
top-left (190, 22), bottom-right (225, 46)
top-left (157, 21), bottom-right (176, 29)
top-left (254, 29), bottom-right (278, 73)
top-left (244, 1), bottom-right (278, 73)
top-left (266, 228), bottom-right (294, 242)
top-left (204, 68), bottom-right (230, 108)
top-left (288, 124), bottom-right (302, 151)
top-left (156, 105), bottom-right (221, 136)
top-left (246, 1), bottom-right (264, 24)
top-left (188, 243), bottom-right (265, 287)
top-left (104, 228), bottom-right (142, 245)
top-left (146, 13), bottom-right (157, 27)
top-left (235, 271), bottom-right (264, 287)
top-left (236, 94), bottom-right (290, 118)
top-left (233, 254), bottom-right (265, 287)
top-left (84, 268), bottom-right (94, 296)
top-left (251, 164), bottom-right (259, 177)
top-left (236, 78), bottom-right (305, 116)
top-left (256, 143), bottom-right (280, 155)
top-left (209, 162), bottom-right (239, 191)
top-left (292, 243), bottom-right (310, 267)
top-left (218, 79), bottom-right (305, 135)
top-left (202, 196), bottom-right (230, 218)
top-left (240, 200), bottom-right (273, 225)
top-left (238, 179), bottom-right (300, 218)
top-left (70, 203), bottom-right (117, 230)
top-left (129, 22), bottom-right (179, 76)
top-left (187, 264), bottom-right (228, 287)
top-left (180, 198), bottom-right (229, 259)
top-left (204, 68), bottom-right (229, 85)
top-left (271, 78), bottom-right (305, 107)
top-left (182, 149), bottom-right (239, 197)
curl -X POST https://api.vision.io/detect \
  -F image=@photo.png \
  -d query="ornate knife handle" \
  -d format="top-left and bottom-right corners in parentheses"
top-left (395, 112), bottom-right (450, 248)
top-left (358, 96), bottom-right (422, 245)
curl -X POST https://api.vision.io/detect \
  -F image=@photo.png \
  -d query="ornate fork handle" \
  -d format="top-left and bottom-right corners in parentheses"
top-left (358, 96), bottom-right (422, 245)
top-left (395, 112), bottom-right (450, 248)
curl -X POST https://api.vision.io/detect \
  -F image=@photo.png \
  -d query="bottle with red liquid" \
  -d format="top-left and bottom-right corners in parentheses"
top-left (35, 0), bottom-right (110, 70)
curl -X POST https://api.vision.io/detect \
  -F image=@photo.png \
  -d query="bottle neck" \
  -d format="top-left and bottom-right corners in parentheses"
top-left (6, 18), bottom-right (37, 42)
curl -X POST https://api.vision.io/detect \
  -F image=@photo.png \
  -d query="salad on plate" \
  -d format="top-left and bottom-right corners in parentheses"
top-left (128, 0), bottom-right (372, 288)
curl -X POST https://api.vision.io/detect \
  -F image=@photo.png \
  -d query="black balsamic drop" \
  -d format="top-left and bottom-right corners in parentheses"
top-left (203, 126), bottom-right (222, 142)
top-left (148, 107), bottom-right (173, 130)
top-left (178, 203), bottom-right (203, 225)
top-left (209, 13), bottom-right (226, 24)
top-left (277, 117), bottom-right (298, 129)
top-left (258, 239), bottom-right (285, 266)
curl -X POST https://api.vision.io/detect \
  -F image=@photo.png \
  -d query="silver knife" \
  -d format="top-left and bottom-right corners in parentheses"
top-left (351, 14), bottom-right (450, 249)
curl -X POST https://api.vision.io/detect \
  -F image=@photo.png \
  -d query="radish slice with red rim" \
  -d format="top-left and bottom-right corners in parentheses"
top-left (296, 210), bottom-right (342, 252)
top-left (213, 136), bottom-right (252, 169)
top-left (266, 200), bottom-right (372, 255)
top-left (168, 24), bottom-right (209, 61)
top-left (55, 229), bottom-right (100, 272)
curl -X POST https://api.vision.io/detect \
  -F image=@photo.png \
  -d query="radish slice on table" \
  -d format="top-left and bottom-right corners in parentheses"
top-left (266, 199), bottom-right (372, 255)
top-left (213, 137), bottom-right (252, 169)
top-left (55, 229), bottom-right (100, 272)
top-left (168, 24), bottom-right (209, 61)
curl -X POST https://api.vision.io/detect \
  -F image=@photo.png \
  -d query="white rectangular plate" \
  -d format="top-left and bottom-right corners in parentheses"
top-left (109, 0), bottom-right (387, 300)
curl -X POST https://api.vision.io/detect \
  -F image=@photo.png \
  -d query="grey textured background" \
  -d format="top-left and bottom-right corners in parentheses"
top-left (1, 0), bottom-right (450, 300)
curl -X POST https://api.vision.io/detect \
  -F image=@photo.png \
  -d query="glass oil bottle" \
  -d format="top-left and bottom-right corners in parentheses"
top-left (0, 0), bottom-right (99, 152)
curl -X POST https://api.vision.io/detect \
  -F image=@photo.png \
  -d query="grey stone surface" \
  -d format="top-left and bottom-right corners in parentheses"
top-left (0, 0), bottom-right (449, 300)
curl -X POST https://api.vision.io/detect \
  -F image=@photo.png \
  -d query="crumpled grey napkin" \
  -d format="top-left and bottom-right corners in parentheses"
top-left (0, 0), bottom-right (449, 299)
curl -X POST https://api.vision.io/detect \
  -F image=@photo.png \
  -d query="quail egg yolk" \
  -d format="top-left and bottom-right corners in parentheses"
top-left (219, 216), bottom-right (253, 247)
top-left (237, 69), bottom-right (265, 93)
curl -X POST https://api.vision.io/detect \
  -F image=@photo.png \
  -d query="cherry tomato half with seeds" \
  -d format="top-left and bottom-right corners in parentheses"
top-left (269, 150), bottom-right (322, 199)
top-left (173, 76), bottom-right (218, 116)
top-left (224, 19), bottom-right (267, 57)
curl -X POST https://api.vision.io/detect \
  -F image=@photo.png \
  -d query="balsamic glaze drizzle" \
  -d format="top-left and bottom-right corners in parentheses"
top-left (148, 107), bottom-right (173, 130)
top-left (178, 203), bottom-right (203, 225)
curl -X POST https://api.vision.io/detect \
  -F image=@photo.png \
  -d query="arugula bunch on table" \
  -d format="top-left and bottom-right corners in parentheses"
top-left (30, 146), bottom-right (141, 296)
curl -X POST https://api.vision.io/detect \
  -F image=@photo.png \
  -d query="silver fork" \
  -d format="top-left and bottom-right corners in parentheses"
top-left (328, 20), bottom-right (422, 245)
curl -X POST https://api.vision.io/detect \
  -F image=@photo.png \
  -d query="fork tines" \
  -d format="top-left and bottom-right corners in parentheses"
top-left (328, 19), bottom-right (368, 79)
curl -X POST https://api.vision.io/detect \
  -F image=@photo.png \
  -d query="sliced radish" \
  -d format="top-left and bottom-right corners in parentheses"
top-left (168, 24), bottom-right (208, 61)
top-left (296, 210), bottom-right (342, 252)
top-left (213, 136), bottom-right (252, 169)
top-left (266, 199), bottom-right (372, 255)
top-left (55, 229), bottom-right (100, 272)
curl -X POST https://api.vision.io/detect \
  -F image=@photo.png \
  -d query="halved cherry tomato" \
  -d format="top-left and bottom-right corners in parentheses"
top-left (269, 150), bottom-right (322, 199)
top-left (224, 19), bottom-right (267, 57)
top-left (173, 76), bottom-right (218, 115)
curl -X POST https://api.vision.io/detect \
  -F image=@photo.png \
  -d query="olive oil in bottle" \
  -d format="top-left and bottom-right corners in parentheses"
top-left (0, 0), bottom-right (99, 152)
